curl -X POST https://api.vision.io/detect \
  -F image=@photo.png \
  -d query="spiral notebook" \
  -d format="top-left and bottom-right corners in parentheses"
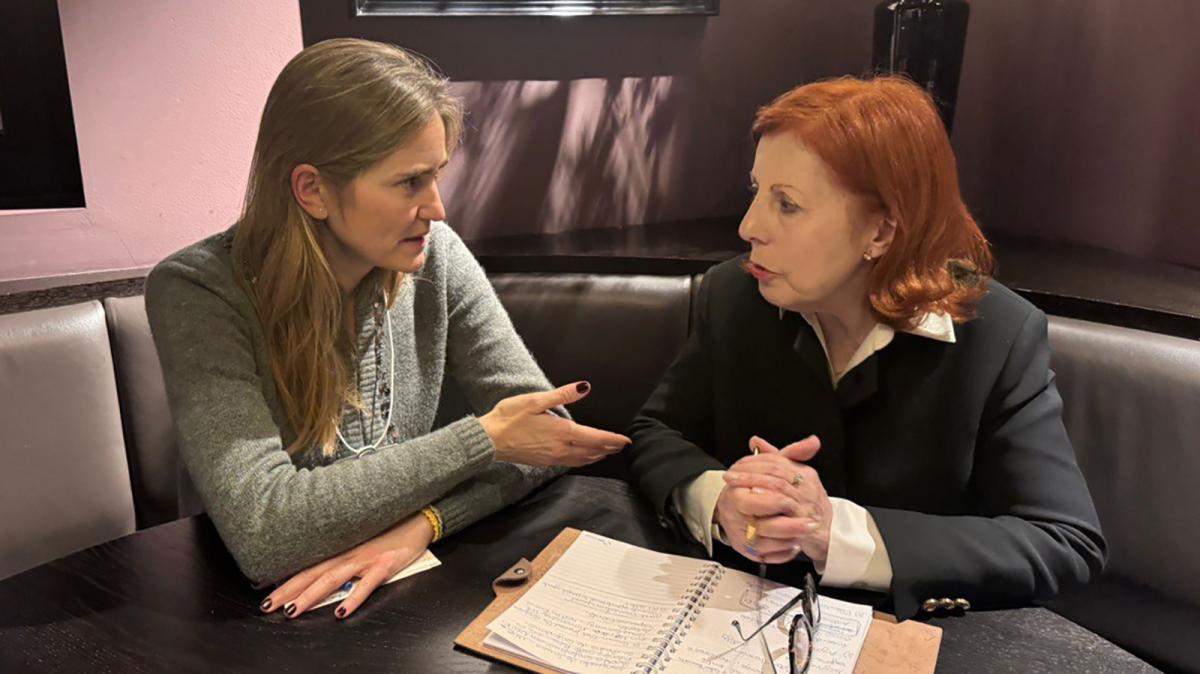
top-left (477, 530), bottom-right (880, 674)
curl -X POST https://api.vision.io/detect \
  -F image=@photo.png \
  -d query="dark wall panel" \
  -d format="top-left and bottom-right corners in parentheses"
top-left (301, 1), bottom-right (1200, 269)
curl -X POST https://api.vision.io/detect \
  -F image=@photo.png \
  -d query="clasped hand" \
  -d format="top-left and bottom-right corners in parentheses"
top-left (715, 435), bottom-right (832, 568)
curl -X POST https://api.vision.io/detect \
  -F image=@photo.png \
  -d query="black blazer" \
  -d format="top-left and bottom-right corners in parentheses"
top-left (626, 256), bottom-right (1106, 619)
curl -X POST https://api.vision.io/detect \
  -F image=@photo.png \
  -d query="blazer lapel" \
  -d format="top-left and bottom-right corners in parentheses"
top-left (770, 315), bottom-right (849, 498)
top-left (788, 312), bottom-right (834, 388)
top-left (835, 353), bottom-right (881, 410)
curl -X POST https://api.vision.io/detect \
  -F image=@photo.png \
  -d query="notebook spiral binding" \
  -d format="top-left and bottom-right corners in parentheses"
top-left (631, 562), bottom-right (725, 673)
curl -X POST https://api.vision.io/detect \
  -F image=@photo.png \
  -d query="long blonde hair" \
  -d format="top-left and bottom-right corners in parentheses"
top-left (232, 38), bottom-right (463, 457)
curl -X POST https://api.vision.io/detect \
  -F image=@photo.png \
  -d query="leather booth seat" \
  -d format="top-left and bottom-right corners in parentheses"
top-left (0, 302), bottom-right (136, 580)
top-left (435, 273), bottom-right (692, 480)
top-left (1, 272), bottom-right (1197, 671)
top-left (1046, 318), bottom-right (1200, 673)
top-left (105, 295), bottom-right (188, 528)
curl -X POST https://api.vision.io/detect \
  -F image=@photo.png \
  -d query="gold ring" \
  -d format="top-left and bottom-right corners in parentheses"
top-left (791, 473), bottom-right (804, 487)
top-left (745, 520), bottom-right (758, 545)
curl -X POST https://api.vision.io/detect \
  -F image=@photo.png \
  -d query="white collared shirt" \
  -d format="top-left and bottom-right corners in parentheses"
top-left (670, 310), bottom-right (956, 591)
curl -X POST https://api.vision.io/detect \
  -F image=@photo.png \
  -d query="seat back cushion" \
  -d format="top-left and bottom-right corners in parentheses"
top-left (104, 295), bottom-right (182, 528)
top-left (436, 273), bottom-right (693, 479)
top-left (0, 301), bottom-right (136, 579)
top-left (1047, 316), bottom-right (1200, 671)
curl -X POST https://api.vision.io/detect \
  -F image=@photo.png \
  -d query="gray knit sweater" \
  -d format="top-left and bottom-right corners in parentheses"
top-left (145, 221), bottom-right (562, 584)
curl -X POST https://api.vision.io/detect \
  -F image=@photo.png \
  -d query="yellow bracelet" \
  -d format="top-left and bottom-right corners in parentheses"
top-left (420, 506), bottom-right (444, 542)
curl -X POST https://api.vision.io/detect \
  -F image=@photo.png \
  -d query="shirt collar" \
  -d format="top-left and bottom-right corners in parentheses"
top-left (781, 307), bottom-right (955, 387)
top-left (898, 310), bottom-right (957, 344)
top-left (778, 307), bottom-right (956, 344)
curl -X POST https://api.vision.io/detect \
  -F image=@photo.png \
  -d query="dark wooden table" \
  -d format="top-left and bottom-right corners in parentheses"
top-left (0, 477), bottom-right (1157, 673)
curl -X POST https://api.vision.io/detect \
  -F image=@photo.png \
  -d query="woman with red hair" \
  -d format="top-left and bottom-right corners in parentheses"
top-left (627, 76), bottom-right (1105, 620)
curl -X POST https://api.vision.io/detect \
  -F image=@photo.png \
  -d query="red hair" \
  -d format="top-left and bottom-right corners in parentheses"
top-left (752, 76), bottom-right (993, 328)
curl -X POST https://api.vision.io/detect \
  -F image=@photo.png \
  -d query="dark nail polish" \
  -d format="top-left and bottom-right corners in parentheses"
top-left (336, 606), bottom-right (347, 619)
top-left (576, 381), bottom-right (591, 394)
top-left (284, 603), bottom-right (297, 617)
top-left (259, 598), bottom-right (273, 612)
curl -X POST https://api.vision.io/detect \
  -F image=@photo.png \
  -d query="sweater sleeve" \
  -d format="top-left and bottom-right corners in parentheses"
top-left (427, 223), bottom-right (564, 537)
top-left (145, 259), bottom-right (495, 585)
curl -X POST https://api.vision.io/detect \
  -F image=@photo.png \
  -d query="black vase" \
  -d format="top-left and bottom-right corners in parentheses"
top-left (872, 0), bottom-right (970, 133)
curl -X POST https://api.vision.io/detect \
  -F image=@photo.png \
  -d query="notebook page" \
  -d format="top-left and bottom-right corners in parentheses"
top-left (486, 531), bottom-right (718, 674)
top-left (482, 632), bottom-right (567, 673)
top-left (668, 568), bottom-right (873, 674)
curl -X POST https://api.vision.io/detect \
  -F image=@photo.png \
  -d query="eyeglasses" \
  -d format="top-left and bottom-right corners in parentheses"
top-left (729, 570), bottom-right (821, 674)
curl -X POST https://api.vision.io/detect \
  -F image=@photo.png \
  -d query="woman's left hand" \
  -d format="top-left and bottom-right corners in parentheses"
top-left (724, 435), bottom-right (833, 567)
top-left (260, 512), bottom-right (434, 620)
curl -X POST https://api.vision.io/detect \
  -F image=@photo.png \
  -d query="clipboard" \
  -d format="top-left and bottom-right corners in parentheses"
top-left (455, 528), bottom-right (942, 673)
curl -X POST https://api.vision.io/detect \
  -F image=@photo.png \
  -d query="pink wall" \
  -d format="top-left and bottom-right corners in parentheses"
top-left (0, 0), bottom-right (303, 283)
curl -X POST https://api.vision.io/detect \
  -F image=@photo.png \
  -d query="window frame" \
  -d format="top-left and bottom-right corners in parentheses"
top-left (0, 0), bottom-right (85, 210)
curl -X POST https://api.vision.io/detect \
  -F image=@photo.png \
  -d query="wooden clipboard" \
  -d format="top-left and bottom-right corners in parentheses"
top-left (455, 528), bottom-right (942, 674)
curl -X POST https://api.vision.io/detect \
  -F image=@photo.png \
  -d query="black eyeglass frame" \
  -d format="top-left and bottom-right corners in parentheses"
top-left (730, 572), bottom-right (822, 674)
top-left (787, 574), bottom-right (820, 673)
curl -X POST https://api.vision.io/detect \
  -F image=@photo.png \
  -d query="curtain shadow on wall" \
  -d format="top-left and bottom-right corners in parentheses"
top-left (298, 0), bottom-right (879, 238)
top-left (445, 76), bottom-right (683, 238)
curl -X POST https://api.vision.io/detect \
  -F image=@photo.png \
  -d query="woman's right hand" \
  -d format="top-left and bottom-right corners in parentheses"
top-left (716, 483), bottom-right (809, 565)
top-left (480, 381), bottom-right (631, 467)
top-left (715, 436), bottom-right (828, 565)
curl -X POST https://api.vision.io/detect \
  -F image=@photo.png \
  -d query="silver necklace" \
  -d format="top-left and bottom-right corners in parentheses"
top-left (335, 308), bottom-right (394, 458)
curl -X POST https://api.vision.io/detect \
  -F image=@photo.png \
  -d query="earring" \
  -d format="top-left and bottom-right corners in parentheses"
top-left (863, 252), bottom-right (874, 262)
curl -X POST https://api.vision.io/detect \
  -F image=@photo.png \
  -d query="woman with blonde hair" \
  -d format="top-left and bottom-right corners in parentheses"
top-left (146, 38), bottom-right (628, 620)
top-left (628, 76), bottom-right (1105, 619)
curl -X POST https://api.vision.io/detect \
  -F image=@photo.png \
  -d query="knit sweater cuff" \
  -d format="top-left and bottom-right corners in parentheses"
top-left (438, 416), bottom-right (496, 534)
